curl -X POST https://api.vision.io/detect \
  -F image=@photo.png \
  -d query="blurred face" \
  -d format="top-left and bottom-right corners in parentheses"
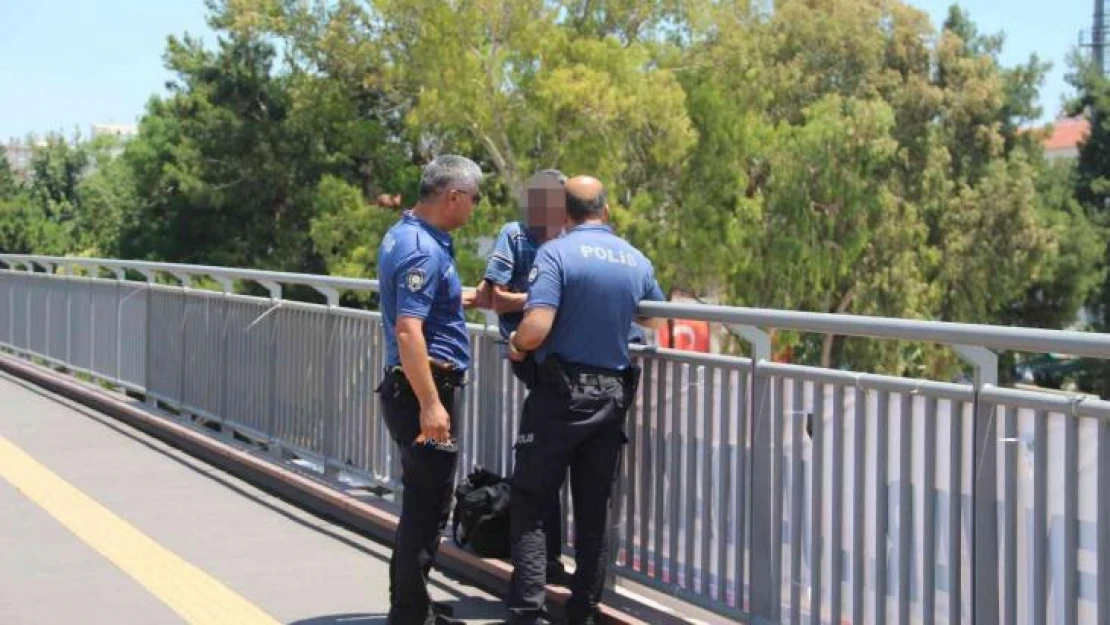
top-left (524, 178), bottom-right (566, 243)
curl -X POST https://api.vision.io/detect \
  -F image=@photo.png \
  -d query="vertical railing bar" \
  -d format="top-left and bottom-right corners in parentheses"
top-left (699, 365), bottom-right (714, 597)
top-left (66, 275), bottom-right (73, 368)
top-left (1064, 409), bottom-right (1078, 625)
top-left (684, 365), bottom-right (699, 591)
top-left (829, 383), bottom-right (845, 625)
top-left (639, 357), bottom-right (652, 577)
top-left (772, 374), bottom-right (786, 614)
top-left (897, 393), bottom-right (912, 625)
top-left (922, 396), bottom-right (938, 625)
top-left (790, 380), bottom-right (804, 625)
top-left (266, 304), bottom-right (279, 452)
top-left (1003, 406), bottom-right (1018, 625)
top-left (949, 400), bottom-right (965, 625)
top-left (87, 276), bottom-right (94, 379)
top-left (219, 293), bottom-right (231, 435)
top-left (1033, 408), bottom-right (1047, 625)
top-left (44, 276), bottom-right (51, 365)
top-left (144, 288), bottom-right (153, 401)
top-left (851, 386), bottom-right (867, 625)
top-left (653, 359), bottom-right (667, 580)
top-left (972, 395), bottom-right (1000, 625)
top-left (668, 363), bottom-right (682, 588)
top-left (715, 368), bottom-right (732, 604)
top-left (622, 354), bottom-right (640, 575)
top-left (368, 320), bottom-right (380, 473)
top-left (114, 279), bottom-right (122, 384)
top-left (323, 310), bottom-right (338, 469)
top-left (736, 364), bottom-right (750, 612)
top-left (809, 383), bottom-right (825, 625)
top-left (874, 390), bottom-right (890, 625)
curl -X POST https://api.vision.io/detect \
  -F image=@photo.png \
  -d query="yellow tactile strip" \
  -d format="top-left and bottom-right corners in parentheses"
top-left (0, 435), bottom-right (280, 625)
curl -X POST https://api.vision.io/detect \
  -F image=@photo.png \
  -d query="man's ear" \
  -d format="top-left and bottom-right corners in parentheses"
top-left (602, 205), bottom-right (611, 223)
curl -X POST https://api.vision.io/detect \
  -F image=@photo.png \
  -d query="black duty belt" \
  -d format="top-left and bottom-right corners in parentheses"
top-left (384, 359), bottom-right (467, 387)
top-left (552, 359), bottom-right (630, 388)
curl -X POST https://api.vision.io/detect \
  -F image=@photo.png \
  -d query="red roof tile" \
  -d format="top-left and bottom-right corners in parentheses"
top-left (1042, 117), bottom-right (1089, 150)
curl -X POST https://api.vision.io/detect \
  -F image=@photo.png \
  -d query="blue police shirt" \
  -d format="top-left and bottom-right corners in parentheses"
top-left (483, 221), bottom-right (539, 338)
top-left (525, 224), bottom-right (665, 370)
top-left (378, 211), bottom-right (470, 370)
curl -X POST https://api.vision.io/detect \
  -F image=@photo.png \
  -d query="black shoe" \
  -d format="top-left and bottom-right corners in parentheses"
top-left (432, 602), bottom-right (454, 616)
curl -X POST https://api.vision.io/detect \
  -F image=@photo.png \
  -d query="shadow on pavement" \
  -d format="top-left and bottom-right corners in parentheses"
top-left (289, 597), bottom-right (509, 624)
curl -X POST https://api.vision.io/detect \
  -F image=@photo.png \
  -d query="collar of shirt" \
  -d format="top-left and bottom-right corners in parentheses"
top-left (517, 222), bottom-right (541, 247)
top-left (404, 210), bottom-right (455, 257)
top-left (567, 223), bottom-right (613, 235)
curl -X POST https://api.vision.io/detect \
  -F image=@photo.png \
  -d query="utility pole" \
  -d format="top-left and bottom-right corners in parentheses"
top-left (1096, 0), bottom-right (1106, 74)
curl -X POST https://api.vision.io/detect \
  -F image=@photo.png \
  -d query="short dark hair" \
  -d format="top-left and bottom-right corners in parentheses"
top-left (566, 188), bottom-right (606, 220)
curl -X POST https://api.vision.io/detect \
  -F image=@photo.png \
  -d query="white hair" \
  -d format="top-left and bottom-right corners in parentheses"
top-left (418, 155), bottom-right (483, 200)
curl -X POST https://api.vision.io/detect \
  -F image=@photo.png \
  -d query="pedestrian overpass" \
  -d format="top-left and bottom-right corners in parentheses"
top-left (1, 254), bottom-right (1108, 625)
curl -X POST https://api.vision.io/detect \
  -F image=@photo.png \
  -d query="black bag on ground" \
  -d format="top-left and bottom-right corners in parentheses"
top-left (451, 466), bottom-right (511, 558)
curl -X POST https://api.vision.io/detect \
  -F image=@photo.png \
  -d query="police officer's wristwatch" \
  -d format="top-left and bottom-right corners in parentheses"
top-left (508, 331), bottom-right (524, 355)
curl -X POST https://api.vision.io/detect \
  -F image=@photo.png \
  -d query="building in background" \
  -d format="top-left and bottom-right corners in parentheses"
top-left (2, 140), bottom-right (34, 179)
top-left (1041, 116), bottom-right (1089, 162)
top-left (2, 137), bottom-right (48, 181)
top-left (90, 123), bottom-right (138, 142)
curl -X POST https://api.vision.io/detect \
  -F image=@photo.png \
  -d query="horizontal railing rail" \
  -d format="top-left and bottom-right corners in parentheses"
top-left (4, 253), bottom-right (1107, 359)
top-left (2, 254), bottom-right (1108, 625)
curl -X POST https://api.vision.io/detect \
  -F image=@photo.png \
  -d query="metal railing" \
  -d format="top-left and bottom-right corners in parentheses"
top-left (1, 253), bottom-right (1108, 625)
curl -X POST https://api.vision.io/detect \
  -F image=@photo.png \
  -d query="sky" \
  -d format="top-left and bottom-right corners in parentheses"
top-left (0, 0), bottom-right (1095, 141)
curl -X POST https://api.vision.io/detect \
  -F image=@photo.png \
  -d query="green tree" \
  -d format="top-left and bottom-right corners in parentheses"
top-left (0, 150), bottom-right (19, 200)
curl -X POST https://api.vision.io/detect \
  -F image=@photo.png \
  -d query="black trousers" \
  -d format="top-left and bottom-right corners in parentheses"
top-left (508, 354), bottom-right (565, 570)
top-left (506, 359), bottom-right (640, 624)
top-left (376, 367), bottom-right (463, 625)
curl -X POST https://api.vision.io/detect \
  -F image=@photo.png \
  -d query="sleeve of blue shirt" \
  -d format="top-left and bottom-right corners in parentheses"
top-left (642, 260), bottom-right (666, 302)
top-left (483, 224), bottom-right (516, 286)
top-left (394, 251), bottom-right (443, 320)
top-left (525, 246), bottom-right (562, 310)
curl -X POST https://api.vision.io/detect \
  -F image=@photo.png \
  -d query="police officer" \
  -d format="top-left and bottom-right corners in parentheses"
top-left (504, 175), bottom-right (665, 624)
top-left (376, 154), bottom-right (484, 625)
top-left (479, 169), bottom-right (571, 583)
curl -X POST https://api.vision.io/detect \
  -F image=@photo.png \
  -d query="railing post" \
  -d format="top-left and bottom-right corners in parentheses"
top-left (733, 325), bottom-right (776, 623)
top-left (25, 262), bottom-right (34, 356)
top-left (954, 344), bottom-right (999, 625)
top-left (138, 269), bottom-right (155, 402)
top-left (257, 280), bottom-right (283, 458)
top-left (64, 264), bottom-right (73, 368)
top-left (214, 276), bottom-right (234, 441)
top-left (43, 263), bottom-right (53, 364)
top-left (113, 267), bottom-right (125, 385)
top-left (86, 266), bottom-right (96, 374)
top-left (173, 272), bottom-right (191, 412)
top-left (316, 285), bottom-right (341, 477)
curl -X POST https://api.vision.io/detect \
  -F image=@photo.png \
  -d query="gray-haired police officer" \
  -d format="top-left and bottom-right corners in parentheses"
top-left (376, 154), bottom-right (484, 625)
top-left (505, 176), bottom-right (666, 624)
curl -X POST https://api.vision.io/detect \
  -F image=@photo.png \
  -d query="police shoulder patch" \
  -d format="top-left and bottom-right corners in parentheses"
top-left (405, 268), bottom-right (426, 292)
top-left (528, 266), bottom-right (539, 284)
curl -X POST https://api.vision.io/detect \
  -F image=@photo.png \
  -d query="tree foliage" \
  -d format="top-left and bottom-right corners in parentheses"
top-left (0, 0), bottom-right (1103, 380)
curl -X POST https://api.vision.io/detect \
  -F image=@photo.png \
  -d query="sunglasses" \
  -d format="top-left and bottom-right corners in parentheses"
top-left (452, 189), bottom-right (482, 204)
